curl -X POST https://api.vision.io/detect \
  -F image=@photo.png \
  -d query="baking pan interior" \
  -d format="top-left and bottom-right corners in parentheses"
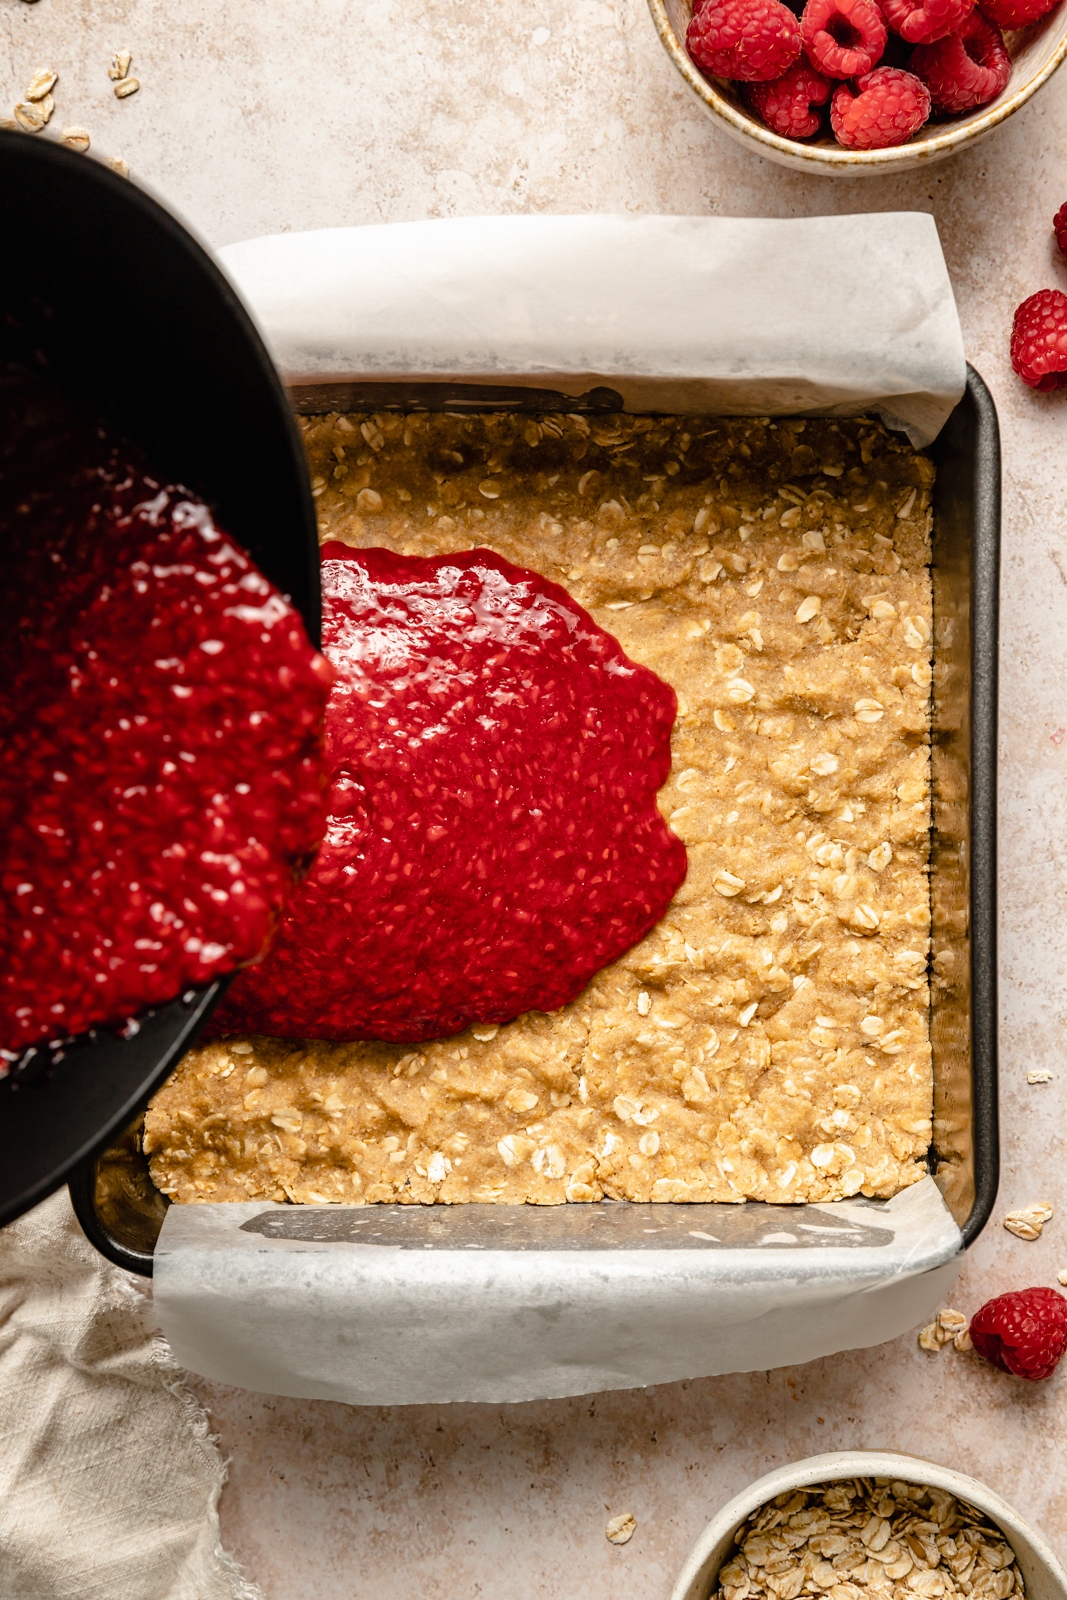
top-left (70, 368), bottom-right (999, 1275)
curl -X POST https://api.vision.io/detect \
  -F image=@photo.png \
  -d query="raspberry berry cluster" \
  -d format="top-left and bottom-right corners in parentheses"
top-left (686, 0), bottom-right (1052, 149)
top-left (1010, 206), bottom-right (1067, 391)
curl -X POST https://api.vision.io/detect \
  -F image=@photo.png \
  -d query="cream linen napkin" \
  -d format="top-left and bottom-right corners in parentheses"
top-left (0, 1190), bottom-right (264, 1600)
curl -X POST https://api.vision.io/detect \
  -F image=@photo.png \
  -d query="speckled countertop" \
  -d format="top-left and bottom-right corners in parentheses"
top-left (3, 1), bottom-right (1067, 1594)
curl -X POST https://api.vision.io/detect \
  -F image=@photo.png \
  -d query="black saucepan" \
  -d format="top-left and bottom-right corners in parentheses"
top-left (0, 132), bottom-right (320, 1228)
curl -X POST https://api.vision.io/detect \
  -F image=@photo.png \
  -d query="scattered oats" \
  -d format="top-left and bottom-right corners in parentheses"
top-left (14, 99), bottom-right (51, 132)
top-left (1027, 1070), bottom-right (1053, 1084)
top-left (726, 678), bottom-right (754, 703)
top-left (868, 842), bottom-right (893, 872)
top-left (795, 595), bottom-right (822, 623)
top-left (106, 156), bottom-right (130, 176)
top-left (25, 68), bottom-right (58, 101)
top-left (478, 479), bottom-right (501, 499)
top-left (61, 126), bottom-right (91, 151)
top-left (114, 76), bottom-right (140, 99)
top-left (1004, 1202), bottom-right (1054, 1240)
top-left (356, 488), bottom-right (383, 512)
top-left (108, 50), bottom-right (133, 80)
top-left (637, 990), bottom-right (651, 1016)
top-left (1058, 1270), bottom-right (1067, 1287)
top-left (855, 698), bottom-right (884, 722)
top-left (897, 488), bottom-right (918, 518)
top-left (606, 1512), bottom-right (637, 1546)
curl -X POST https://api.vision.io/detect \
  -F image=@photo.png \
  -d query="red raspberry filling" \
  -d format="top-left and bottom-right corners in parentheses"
top-left (801, 0), bottom-right (888, 78)
top-left (1010, 289), bottom-right (1067, 391)
top-left (970, 1287), bottom-right (1067, 1380)
top-left (210, 545), bottom-right (687, 1045)
top-left (0, 382), bottom-right (330, 1059)
top-left (830, 65), bottom-right (930, 145)
top-left (882, 0), bottom-right (973, 42)
top-left (687, 0), bottom-right (802, 82)
top-left (911, 11), bottom-right (1010, 109)
top-left (748, 61), bottom-right (834, 134)
top-left (980, 0), bottom-right (1057, 28)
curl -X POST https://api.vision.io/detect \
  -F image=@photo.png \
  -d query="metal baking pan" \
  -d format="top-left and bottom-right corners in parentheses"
top-left (70, 364), bottom-right (999, 1277)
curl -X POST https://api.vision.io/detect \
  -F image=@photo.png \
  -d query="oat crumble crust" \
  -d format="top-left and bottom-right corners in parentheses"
top-left (144, 411), bottom-right (934, 1208)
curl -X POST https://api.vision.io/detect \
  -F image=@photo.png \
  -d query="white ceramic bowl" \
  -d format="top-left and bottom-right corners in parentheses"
top-left (671, 1451), bottom-right (1067, 1600)
top-left (647, 0), bottom-right (1067, 173)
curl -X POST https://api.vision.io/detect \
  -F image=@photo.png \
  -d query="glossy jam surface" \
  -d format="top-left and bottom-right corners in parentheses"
top-left (0, 373), bottom-right (330, 1061)
top-left (212, 543), bottom-right (686, 1043)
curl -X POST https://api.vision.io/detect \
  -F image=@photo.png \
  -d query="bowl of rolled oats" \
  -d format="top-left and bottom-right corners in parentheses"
top-left (671, 1452), bottom-right (1067, 1600)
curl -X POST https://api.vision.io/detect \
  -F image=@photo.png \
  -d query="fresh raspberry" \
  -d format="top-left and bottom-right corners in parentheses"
top-left (910, 12), bottom-right (1010, 110)
top-left (970, 1288), bottom-right (1067, 1379)
top-left (882, 0), bottom-right (972, 42)
top-left (801, 0), bottom-right (887, 77)
top-left (687, 0), bottom-right (802, 81)
top-left (747, 61), bottom-right (833, 135)
top-left (980, 0), bottom-right (1056, 27)
top-left (830, 66), bottom-right (930, 146)
top-left (1054, 201), bottom-right (1067, 256)
top-left (1010, 290), bottom-right (1067, 391)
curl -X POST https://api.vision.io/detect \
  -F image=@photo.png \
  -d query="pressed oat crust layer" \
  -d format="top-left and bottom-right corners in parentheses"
top-left (145, 412), bottom-right (935, 1208)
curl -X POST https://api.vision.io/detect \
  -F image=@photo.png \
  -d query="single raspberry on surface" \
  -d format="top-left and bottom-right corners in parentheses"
top-left (801, 0), bottom-right (887, 77)
top-left (969, 1288), bottom-right (1067, 1379)
top-left (830, 66), bottom-right (930, 145)
top-left (747, 61), bottom-right (833, 135)
top-left (1054, 200), bottom-right (1067, 256)
top-left (981, 0), bottom-right (1057, 27)
top-left (687, 0), bottom-right (802, 81)
top-left (911, 12), bottom-right (1010, 110)
top-left (1010, 290), bottom-right (1067, 390)
top-left (882, 0), bottom-right (973, 42)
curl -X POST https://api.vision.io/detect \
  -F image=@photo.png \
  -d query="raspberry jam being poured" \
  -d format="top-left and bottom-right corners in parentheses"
top-left (0, 369), bottom-right (330, 1063)
top-left (211, 544), bottom-right (687, 1044)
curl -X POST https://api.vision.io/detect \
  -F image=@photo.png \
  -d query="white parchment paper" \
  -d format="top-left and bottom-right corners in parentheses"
top-left (153, 213), bottom-right (969, 1403)
top-left (155, 1180), bottom-right (961, 1404)
top-left (219, 212), bottom-right (966, 445)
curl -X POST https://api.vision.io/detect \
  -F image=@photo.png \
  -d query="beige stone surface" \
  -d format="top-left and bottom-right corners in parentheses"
top-left (5, 0), bottom-right (1067, 1594)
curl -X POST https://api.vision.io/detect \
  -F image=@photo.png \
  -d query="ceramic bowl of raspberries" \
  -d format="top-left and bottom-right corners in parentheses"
top-left (648, 0), bottom-right (1067, 169)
